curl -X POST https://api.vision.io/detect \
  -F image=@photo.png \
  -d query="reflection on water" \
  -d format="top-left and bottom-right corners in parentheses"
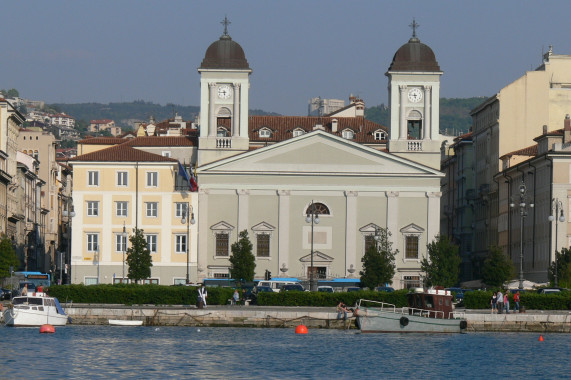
top-left (0, 326), bottom-right (568, 379)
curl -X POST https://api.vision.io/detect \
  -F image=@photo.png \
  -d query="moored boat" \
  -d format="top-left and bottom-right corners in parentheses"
top-left (109, 319), bottom-right (143, 326)
top-left (2, 293), bottom-right (69, 327)
top-left (354, 287), bottom-right (467, 333)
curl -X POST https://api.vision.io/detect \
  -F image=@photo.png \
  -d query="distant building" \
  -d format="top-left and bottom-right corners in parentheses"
top-left (89, 119), bottom-right (122, 136)
top-left (51, 113), bottom-right (75, 128)
top-left (308, 97), bottom-right (345, 116)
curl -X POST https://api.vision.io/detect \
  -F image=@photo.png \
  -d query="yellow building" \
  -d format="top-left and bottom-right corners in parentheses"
top-left (69, 144), bottom-right (197, 285)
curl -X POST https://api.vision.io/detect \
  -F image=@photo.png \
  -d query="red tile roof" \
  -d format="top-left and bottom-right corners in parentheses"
top-left (122, 136), bottom-right (197, 147)
top-left (77, 136), bottom-right (127, 145)
top-left (501, 144), bottom-right (538, 159)
top-left (70, 145), bottom-right (179, 163)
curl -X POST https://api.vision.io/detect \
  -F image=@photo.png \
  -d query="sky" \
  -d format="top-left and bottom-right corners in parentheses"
top-left (3, 1), bottom-right (571, 116)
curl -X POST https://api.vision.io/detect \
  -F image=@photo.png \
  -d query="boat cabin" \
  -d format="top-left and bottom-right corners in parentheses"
top-left (406, 288), bottom-right (454, 319)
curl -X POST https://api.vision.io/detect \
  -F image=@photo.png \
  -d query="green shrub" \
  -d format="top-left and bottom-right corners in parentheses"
top-left (257, 289), bottom-right (409, 307)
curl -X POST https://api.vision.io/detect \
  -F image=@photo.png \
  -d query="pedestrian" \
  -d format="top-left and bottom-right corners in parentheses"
top-left (504, 291), bottom-right (510, 314)
top-left (337, 301), bottom-right (349, 321)
top-left (232, 289), bottom-right (240, 305)
top-left (496, 290), bottom-right (504, 314)
top-left (22, 284), bottom-right (28, 296)
top-left (198, 284), bottom-right (208, 308)
top-left (513, 291), bottom-right (520, 313)
top-left (490, 291), bottom-right (497, 314)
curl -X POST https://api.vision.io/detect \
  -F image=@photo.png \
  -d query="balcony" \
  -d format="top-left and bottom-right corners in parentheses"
top-left (216, 137), bottom-right (232, 149)
top-left (407, 141), bottom-right (422, 151)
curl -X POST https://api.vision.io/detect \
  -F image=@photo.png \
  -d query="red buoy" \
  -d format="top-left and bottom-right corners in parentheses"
top-left (40, 324), bottom-right (55, 334)
top-left (295, 324), bottom-right (308, 334)
top-left (538, 335), bottom-right (544, 342)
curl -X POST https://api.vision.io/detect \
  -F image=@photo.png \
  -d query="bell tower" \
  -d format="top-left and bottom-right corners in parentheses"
top-left (198, 17), bottom-right (252, 165)
top-left (386, 19), bottom-right (443, 170)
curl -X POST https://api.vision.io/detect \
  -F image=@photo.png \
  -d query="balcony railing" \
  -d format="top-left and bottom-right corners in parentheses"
top-left (216, 137), bottom-right (232, 149)
top-left (407, 141), bottom-right (423, 151)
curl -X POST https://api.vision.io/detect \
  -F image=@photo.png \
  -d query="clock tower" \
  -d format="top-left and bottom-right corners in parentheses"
top-left (386, 19), bottom-right (443, 170)
top-left (198, 17), bottom-right (252, 165)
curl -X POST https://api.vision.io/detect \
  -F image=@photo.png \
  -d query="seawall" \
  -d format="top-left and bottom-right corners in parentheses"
top-left (63, 304), bottom-right (571, 332)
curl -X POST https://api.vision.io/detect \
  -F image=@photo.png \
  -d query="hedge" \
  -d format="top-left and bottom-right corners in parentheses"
top-left (463, 291), bottom-right (571, 310)
top-left (257, 289), bottom-right (409, 307)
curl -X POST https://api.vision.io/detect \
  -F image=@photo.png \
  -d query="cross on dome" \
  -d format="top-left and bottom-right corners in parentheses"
top-left (409, 18), bottom-right (419, 38)
top-left (221, 15), bottom-right (231, 36)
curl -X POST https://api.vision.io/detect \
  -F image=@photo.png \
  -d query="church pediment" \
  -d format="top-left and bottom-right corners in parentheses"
top-left (210, 221), bottom-right (235, 231)
top-left (299, 251), bottom-right (334, 263)
top-left (400, 223), bottom-right (424, 234)
top-left (359, 223), bottom-right (382, 233)
top-left (251, 222), bottom-right (275, 232)
top-left (198, 130), bottom-right (443, 177)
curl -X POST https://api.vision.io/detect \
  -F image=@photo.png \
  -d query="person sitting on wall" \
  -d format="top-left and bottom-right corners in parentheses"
top-left (337, 301), bottom-right (349, 321)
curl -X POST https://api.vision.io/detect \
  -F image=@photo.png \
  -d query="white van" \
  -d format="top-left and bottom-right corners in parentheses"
top-left (257, 280), bottom-right (302, 292)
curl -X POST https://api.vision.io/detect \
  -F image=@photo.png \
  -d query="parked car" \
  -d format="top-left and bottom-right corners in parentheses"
top-left (376, 286), bottom-right (395, 292)
top-left (281, 284), bottom-right (305, 292)
top-left (537, 288), bottom-right (562, 294)
top-left (0, 288), bottom-right (13, 300)
top-left (317, 286), bottom-right (334, 293)
top-left (346, 287), bottom-right (362, 292)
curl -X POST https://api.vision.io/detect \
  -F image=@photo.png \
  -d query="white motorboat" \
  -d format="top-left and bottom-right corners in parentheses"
top-left (2, 293), bottom-right (69, 327)
top-left (109, 319), bottom-right (143, 326)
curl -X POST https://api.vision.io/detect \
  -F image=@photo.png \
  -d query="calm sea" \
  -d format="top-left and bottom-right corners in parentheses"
top-left (0, 326), bottom-right (569, 379)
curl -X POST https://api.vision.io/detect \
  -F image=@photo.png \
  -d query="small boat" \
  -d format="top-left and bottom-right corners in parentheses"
top-left (109, 319), bottom-right (143, 326)
top-left (354, 287), bottom-right (467, 333)
top-left (2, 293), bottom-right (69, 327)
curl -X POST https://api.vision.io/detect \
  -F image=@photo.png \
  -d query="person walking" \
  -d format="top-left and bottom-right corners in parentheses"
top-left (513, 291), bottom-right (520, 313)
top-left (496, 290), bottom-right (504, 314)
top-left (490, 292), bottom-right (497, 314)
top-left (504, 291), bottom-right (510, 314)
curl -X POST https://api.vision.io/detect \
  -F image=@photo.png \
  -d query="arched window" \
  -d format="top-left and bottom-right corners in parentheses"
top-left (293, 128), bottom-right (305, 137)
top-left (374, 130), bottom-right (387, 140)
top-left (259, 128), bottom-right (271, 138)
top-left (306, 202), bottom-right (330, 215)
top-left (342, 129), bottom-right (354, 140)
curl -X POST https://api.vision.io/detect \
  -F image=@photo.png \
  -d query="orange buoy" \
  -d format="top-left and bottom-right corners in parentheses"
top-left (40, 324), bottom-right (55, 334)
top-left (538, 335), bottom-right (544, 342)
top-left (295, 324), bottom-right (308, 334)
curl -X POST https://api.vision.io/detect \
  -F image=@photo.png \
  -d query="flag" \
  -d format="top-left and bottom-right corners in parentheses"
top-left (178, 161), bottom-right (198, 192)
top-left (190, 170), bottom-right (198, 192)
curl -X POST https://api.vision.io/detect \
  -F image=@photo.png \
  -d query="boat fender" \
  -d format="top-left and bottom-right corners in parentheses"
top-left (459, 320), bottom-right (467, 330)
top-left (399, 316), bottom-right (409, 327)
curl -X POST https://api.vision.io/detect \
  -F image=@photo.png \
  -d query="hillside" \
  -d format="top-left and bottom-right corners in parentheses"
top-left (365, 97), bottom-right (486, 136)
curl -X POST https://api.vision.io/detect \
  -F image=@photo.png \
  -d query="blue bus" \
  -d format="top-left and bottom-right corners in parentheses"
top-left (15, 271), bottom-right (51, 291)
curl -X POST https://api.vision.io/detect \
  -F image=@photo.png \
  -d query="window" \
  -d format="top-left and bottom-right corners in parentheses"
top-left (116, 234), bottom-right (127, 252)
top-left (259, 128), bottom-right (271, 138)
top-left (405, 235), bottom-right (419, 259)
top-left (175, 234), bottom-right (187, 254)
top-left (116, 201), bottom-right (128, 217)
top-left (364, 235), bottom-right (376, 252)
top-left (374, 130), bottom-right (387, 140)
top-left (293, 128), bottom-right (305, 137)
top-left (215, 233), bottom-right (229, 256)
top-left (256, 234), bottom-right (270, 257)
top-left (87, 233), bottom-right (99, 252)
top-left (175, 202), bottom-right (186, 218)
top-left (87, 201), bottom-right (99, 216)
top-left (117, 171), bottom-right (128, 186)
top-left (146, 172), bottom-right (158, 187)
top-left (146, 202), bottom-right (158, 217)
top-left (217, 127), bottom-right (229, 137)
top-left (88, 171), bottom-right (99, 186)
top-left (342, 129), bottom-right (354, 139)
top-left (146, 234), bottom-right (158, 254)
top-left (162, 151), bottom-right (171, 157)
top-left (306, 202), bottom-right (330, 215)
top-left (85, 277), bottom-right (98, 286)
top-left (404, 275), bottom-right (421, 288)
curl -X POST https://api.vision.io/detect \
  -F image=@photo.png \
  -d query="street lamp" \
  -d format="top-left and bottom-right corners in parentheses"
top-left (548, 198), bottom-right (565, 287)
top-left (95, 244), bottom-right (100, 285)
top-left (509, 181), bottom-right (534, 289)
top-left (122, 222), bottom-right (128, 283)
top-left (62, 199), bottom-right (75, 285)
top-left (181, 203), bottom-right (195, 284)
top-left (305, 200), bottom-right (320, 292)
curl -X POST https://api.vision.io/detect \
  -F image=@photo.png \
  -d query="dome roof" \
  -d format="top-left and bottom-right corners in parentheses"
top-left (200, 34), bottom-right (250, 70)
top-left (388, 37), bottom-right (440, 72)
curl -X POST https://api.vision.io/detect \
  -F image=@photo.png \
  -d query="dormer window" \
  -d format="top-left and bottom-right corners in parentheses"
top-left (293, 128), bottom-right (305, 137)
top-left (342, 129), bottom-right (355, 140)
top-left (259, 128), bottom-right (271, 138)
top-left (374, 130), bottom-right (387, 140)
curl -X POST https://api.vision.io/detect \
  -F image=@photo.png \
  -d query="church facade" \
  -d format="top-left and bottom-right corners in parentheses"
top-left (194, 21), bottom-right (446, 289)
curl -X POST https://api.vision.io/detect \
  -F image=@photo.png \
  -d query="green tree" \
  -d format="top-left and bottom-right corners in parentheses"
top-left (0, 235), bottom-right (19, 283)
top-left (548, 247), bottom-right (571, 287)
top-left (229, 230), bottom-right (256, 284)
top-left (125, 228), bottom-right (152, 284)
top-left (421, 235), bottom-right (461, 287)
top-left (481, 246), bottom-right (514, 287)
top-left (360, 228), bottom-right (397, 289)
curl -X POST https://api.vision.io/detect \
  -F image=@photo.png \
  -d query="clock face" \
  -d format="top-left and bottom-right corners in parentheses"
top-left (217, 85), bottom-right (232, 99)
top-left (408, 88), bottom-right (423, 103)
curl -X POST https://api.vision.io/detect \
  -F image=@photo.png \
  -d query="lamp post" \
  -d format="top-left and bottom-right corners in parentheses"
top-left (548, 198), bottom-right (565, 287)
top-left (95, 244), bottom-right (100, 284)
top-left (181, 203), bottom-right (195, 284)
top-left (305, 200), bottom-right (320, 292)
top-left (62, 199), bottom-right (75, 285)
top-left (509, 181), bottom-right (534, 289)
top-left (122, 222), bottom-right (128, 283)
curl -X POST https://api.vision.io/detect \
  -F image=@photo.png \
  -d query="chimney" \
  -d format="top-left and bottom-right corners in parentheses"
top-left (543, 125), bottom-right (548, 135)
top-left (332, 119), bottom-right (338, 133)
top-left (564, 114), bottom-right (571, 144)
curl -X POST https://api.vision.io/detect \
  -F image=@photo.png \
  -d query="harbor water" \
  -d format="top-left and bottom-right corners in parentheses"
top-left (0, 325), bottom-right (569, 379)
